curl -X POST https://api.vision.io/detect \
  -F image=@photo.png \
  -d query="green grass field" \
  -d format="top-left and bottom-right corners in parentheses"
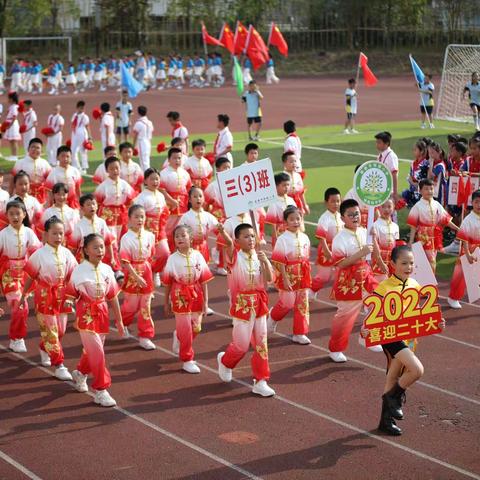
top-left (1, 119), bottom-right (474, 280)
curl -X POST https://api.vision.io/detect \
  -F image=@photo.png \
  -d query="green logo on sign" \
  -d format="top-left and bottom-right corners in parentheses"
top-left (353, 161), bottom-right (393, 207)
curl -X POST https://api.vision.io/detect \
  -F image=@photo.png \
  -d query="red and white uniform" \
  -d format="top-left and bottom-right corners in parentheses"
top-left (159, 166), bottom-right (192, 249)
top-left (285, 170), bottom-right (306, 214)
top-left (120, 160), bottom-right (144, 194)
top-left (312, 210), bottom-right (344, 293)
top-left (45, 165), bottom-right (83, 209)
top-left (93, 163), bottom-right (107, 185)
top-left (133, 116), bottom-right (154, 171)
top-left (213, 127), bottom-right (233, 164)
top-left (39, 205), bottom-right (80, 243)
top-left (120, 229), bottom-right (156, 339)
top-left (25, 244), bottom-right (77, 366)
top-left (100, 112), bottom-right (115, 150)
top-left (94, 178), bottom-right (135, 240)
top-left (178, 209), bottom-right (218, 262)
top-left (220, 249), bottom-right (270, 381)
top-left (371, 217), bottom-right (399, 280)
top-left (71, 111), bottom-right (90, 170)
top-left (162, 249), bottom-right (213, 362)
top-left (0, 189), bottom-right (9, 215)
top-left (133, 189), bottom-right (170, 273)
top-left (184, 155), bottom-right (213, 190)
top-left (12, 156), bottom-right (52, 204)
top-left (162, 154), bottom-right (187, 170)
top-left (46, 113), bottom-right (65, 166)
top-left (67, 261), bottom-right (120, 391)
top-left (329, 227), bottom-right (378, 353)
top-left (270, 230), bottom-right (311, 335)
top-left (407, 198), bottom-right (452, 269)
top-left (449, 211), bottom-right (480, 301)
top-left (0, 225), bottom-right (41, 340)
top-left (204, 181), bottom-right (225, 223)
top-left (4, 104), bottom-right (20, 141)
top-left (377, 147), bottom-right (399, 174)
top-left (284, 133), bottom-right (303, 173)
top-left (344, 188), bottom-right (371, 228)
top-left (171, 122), bottom-right (189, 155)
top-left (265, 194), bottom-right (296, 244)
top-left (462, 155), bottom-right (480, 174)
top-left (6, 195), bottom-right (43, 233)
top-left (22, 108), bottom-right (37, 151)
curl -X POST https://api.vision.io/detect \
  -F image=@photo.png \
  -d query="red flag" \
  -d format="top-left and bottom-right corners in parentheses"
top-left (359, 52), bottom-right (378, 87)
top-left (234, 21), bottom-right (248, 55)
top-left (457, 176), bottom-right (466, 206)
top-left (463, 176), bottom-right (473, 208)
top-left (268, 22), bottom-right (288, 57)
top-left (219, 23), bottom-right (235, 54)
top-left (246, 25), bottom-right (269, 70)
top-left (201, 23), bottom-right (224, 48)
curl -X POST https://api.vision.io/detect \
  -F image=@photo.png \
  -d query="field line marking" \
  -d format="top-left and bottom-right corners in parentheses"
top-left (0, 449), bottom-right (43, 480)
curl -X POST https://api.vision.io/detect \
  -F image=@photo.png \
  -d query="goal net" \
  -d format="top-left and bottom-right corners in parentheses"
top-left (436, 44), bottom-right (480, 123)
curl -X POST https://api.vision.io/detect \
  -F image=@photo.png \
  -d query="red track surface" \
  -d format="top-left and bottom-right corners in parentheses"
top-left (1, 78), bottom-right (480, 480)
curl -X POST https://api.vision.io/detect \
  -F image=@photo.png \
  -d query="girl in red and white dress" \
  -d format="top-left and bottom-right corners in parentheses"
top-left (11, 138), bottom-right (51, 205)
top-left (21, 216), bottom-right (77, 380)
top-left (311, 188), bottom-right (343, 295)
top-left (133, 168), bottom-right (170, 282)
top-left (45, 145), bottom-right (82, 209)
top-left (159, 147), bottom-right (192, 250)
top-left (2, 92), bottom-right (21, 162)
top-left (119, 205), bottom-right (156, 350)
top-left (38, 183), bottom-right (80, 246)
top-left (162, 225), bottom-right (213, 374)
top-left (67, 233), bottom-right (124, 408)
top-left (179, 186), bottom-right (218, 263)
top-left (0, 200), bottom-right (41, 353)
top-left (94, 156), bottom-right (135, 242)
top-left (118, 142), bottom-right (144, 194)
top-left (371, 198), bottom-right (399, 283)
top-left (282, 152), bottom-right (309, 215)
top-left (268, 206), bottom-right (312, 345)
top-left (216, 223), bottom-right (275, 397)
top-left (184, 139), bottom-right (213, 190)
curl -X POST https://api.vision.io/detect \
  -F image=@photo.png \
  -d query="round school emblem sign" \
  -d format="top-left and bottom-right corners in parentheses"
top-left (353, 161), bottom-right (393, 207)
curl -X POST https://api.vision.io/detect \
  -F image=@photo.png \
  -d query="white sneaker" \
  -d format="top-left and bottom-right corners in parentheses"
top-left (420, 123), bottom-right (426, 129)
top-left (139, 337), bottom-right (156, 350)
top-left (71, 369), bottom-right (88, 392)
top-left (206, 307), bottom-right (214, 316)
top-left (343, 129), bottom-right (351, 134)
top-left (172, 330), bottom-right (180, 355)
top-left (55, 365), bottom-right (73, 381)
top-left (252, 379), bottom-right (275, 397)
top-left (291, 334), bottom-right (311, 345)
top-left (329, 351), bottom-right (347, 363)
top-left (9, 339), bottom-right (27, 353)
top-left (39, 349), bottom-right (51, 367)
top-left (367, 344), bottom-right (383, 353)
top-left (430, 124), bottom-right (435, 129)
top-left (308, 289), bottom-right (317, 300)
top-left (447, 297), bottom-right (462, 309)
top-left (443, 240), bottom-right (460, 255)
top-left (154, 273), bottom-right (161, 288)
top-left (217, 352), bottom-right (232, 382)
top-left (182, 361), bottom-right (200, 374)
top-left (350, 129), bottom-right (359, 134)
top-left (94, 389), bottom-right (117, 407)
top-left (266, 311), bottom-right (277, 334)
top-left (216, 267), bottom-right (228, 276)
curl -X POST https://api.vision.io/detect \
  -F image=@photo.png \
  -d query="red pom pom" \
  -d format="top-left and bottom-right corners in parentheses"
top-left (395, 240), bottom-right (408, 247)
top-left (156, 142), bottom-right (166, 153)
top-left (18, 100), bottom-right (25, 113)
top-left (205, 152), bottom-right (215, 165)
top-left (133, 147), bottom-right (139, 156)
top-left (19, 124), bottom-right (27, 133)
top-left (65, 139), bottom-right (72, 148)
top-left (83, 140), bottom-right (94, 151)
top-left (41, 126), bottom-right (54, 136)
top-left (92, 107), bottom-right (102, 120)
top-left (0, 121), bottom-right (11, 132)
top-left (395, 198), bottom-right (407, 210)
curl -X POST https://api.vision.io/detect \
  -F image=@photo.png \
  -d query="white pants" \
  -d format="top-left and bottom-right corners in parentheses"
top-left (266, 66), bottom-right (279, 85)
top-left (23, 129), bottom-right (36, 152)
top-left (47, 132), bottom-right (62, 166)
top-left (10, 72), bottom-right (22, 91)
top-left (138, 138), bottom-right (151, 171)
top-left (72, 134), bottom-right (88, 170)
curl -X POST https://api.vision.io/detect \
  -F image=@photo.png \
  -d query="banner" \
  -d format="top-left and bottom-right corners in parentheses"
top-left (447, 175), bottom-right (479, 207)
top-left (411, 241), bottom-right (438, 286)
top-left (461, 248), bottom-right (480, 303)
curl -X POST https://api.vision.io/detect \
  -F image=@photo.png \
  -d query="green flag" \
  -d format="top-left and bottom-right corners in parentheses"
top-left (233, 56), bottom-right (244, 96)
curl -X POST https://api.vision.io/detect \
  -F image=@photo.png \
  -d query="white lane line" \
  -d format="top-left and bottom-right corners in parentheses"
top-left (0, 450), bottom-right (43, 480)
top-left (0, 345), bottom-right (263, 480)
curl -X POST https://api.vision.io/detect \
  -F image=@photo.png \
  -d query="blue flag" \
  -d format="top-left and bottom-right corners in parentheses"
top-left (409, 55), bottom-right (425, 85)
top-left (120, 61), bottom-right (144, 98)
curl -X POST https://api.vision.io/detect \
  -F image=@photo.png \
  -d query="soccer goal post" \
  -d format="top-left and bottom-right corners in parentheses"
top-left (436, 44), bottom-right (480, 123)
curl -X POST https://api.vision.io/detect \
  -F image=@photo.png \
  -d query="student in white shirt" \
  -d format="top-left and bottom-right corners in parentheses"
top-left (115, 90), bottom-right (133, 143)
top-left (132, 105), bottom-right (154, 171)
top-left (213, 114), bottom-right (233, 164)
top-left (21, 100), bottom-right (38, 153)
top-left (375, 131), bottom-right (399, 201)
top-left (100, 102), bottom-right (115, 151)
top-left (344, 78), bottom-right (358, 134)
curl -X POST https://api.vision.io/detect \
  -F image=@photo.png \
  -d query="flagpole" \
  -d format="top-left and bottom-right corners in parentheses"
top-left (201, 21), bottom-right (208, 56)
top-left (409, 53), bottom-right (433, 128)
top-left (244, 25), bottom-right (253, 55)
top-left (355, 52), bottom-right (361, 86)
top-left (267, 22), bottom-right (273, 48)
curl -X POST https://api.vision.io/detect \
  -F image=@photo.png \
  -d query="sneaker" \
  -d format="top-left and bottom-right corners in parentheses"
top-left (291, 334), bottom-right (311, 345)
top-left (420, 123), bottom-right (426, 129)
top-left (252, 379), bottom-right (275, 397)
top-left (206, 307), bottom-right (214, 316)
top-left (9, 339), bottom-right (27, 353)
top-left (447, 297), bottom-right (462, 309)
top-left (368, 344), bottom-right (384, 353)
top-left (71, 369), bottom-right (88, 392)
top-left (94, 389), bottom-right (116, 407)
top-left (55, 365), bottom-right (73, 381)
top-left (308, 289), bottom-right (317, 300)
top-left (81, 168), bottom-right (88, 175)
top-left (154, 273), bottom-right (161, 288)
top-left (343, 129), bottom-right (351, 134)
top-left (217, 352), bottom-right (232, 382)
top-left (182, 360), bottom-right (200, 374)
top-left (350, 129), bottom-right (359, 134)
top-left (430, 124), bottom-right (435, 129)
top-left (216, 267), bottom-right (228, 276)
top-left (443, 240), bottom-right (460, 255)
top-left (266, 310), bottom-right (277, 334)
top-left (39, 349), bottom-right (51, 367)
top-left (172, 330), bottom-right (180, 355)
top-left (329, 351), bottom-right (347, 363)
top-left (139, 337), bottom-right (156, 350)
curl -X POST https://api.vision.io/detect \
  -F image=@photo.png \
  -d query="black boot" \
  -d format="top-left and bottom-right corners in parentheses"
top-left (384, 382), bottom-right (406, 420)
top-left (378, 396), bottom-right (402, 436)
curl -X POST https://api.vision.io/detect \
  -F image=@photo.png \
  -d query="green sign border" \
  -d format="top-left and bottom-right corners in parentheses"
top-left (353, 161), bottom-right (393, 207)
